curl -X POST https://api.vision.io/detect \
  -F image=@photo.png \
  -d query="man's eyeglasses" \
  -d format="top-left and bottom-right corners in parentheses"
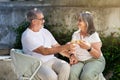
top-left (36, 18), bottom-right (44, 21)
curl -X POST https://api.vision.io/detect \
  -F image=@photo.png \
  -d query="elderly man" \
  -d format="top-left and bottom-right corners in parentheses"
top-left (21, 8), bottom-right (73, 80)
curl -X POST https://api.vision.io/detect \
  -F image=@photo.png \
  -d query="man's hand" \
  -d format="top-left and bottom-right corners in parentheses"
top-left (59, 43), bottom-right (76, 58)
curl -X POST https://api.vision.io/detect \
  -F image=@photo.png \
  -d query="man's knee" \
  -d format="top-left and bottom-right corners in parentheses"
top-left (61, 62), bottom-right (70, 71)
top-left (46, 73), bottom-right (57, 80)
top-left (38, 66), bottom-right (58, 80)
top-left (39, 71), bottom-right (57, 80)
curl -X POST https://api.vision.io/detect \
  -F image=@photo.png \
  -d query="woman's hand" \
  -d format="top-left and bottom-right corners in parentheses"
top-left (69, 54), bottom-right (78, 65)
top-left (78, 40), bottom-right (91, 50)
top-left (60, 42), bottom-right (76, 58)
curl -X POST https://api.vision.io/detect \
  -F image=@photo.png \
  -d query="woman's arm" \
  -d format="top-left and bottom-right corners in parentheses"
top-left (78, 41), bottom-right (102, 59)
top-left (89, 42), bottom-right (102, 58)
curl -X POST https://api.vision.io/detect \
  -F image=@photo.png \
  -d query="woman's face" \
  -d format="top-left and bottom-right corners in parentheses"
top-left (77, 17), bottom-right (87, 32)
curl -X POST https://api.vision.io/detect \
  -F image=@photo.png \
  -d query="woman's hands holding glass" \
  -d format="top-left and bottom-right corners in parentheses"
top-left (72, 40), bottom-right (91, 50)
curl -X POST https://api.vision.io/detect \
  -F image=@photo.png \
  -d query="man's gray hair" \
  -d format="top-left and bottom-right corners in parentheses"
top-left (26, 8), bottom-right (43, 23)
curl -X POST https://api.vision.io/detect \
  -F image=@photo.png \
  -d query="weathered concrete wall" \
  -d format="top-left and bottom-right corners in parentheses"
top-left (48, 7), bottom-right (120, 36)
top-left (43, 0), bottom-right (120, 7)
top-left (0, 1), bottom-right (120, 49)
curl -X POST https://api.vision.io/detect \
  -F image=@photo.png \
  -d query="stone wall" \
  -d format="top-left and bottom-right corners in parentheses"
top-left (0, 0), bottom-right (120, 49)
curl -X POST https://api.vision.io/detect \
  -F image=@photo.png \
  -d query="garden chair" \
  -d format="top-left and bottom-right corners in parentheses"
top-left (10, 49), bottom-right (42, 80)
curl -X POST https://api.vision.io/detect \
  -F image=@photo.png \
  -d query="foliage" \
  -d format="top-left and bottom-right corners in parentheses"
top-left (14, 21), bottom-right (30, 49)
top-left (44, 24), bottom-right (76, 45)
top-left (14, 21), bottom-right (120, 80)
top-left (100, 35), bottom-right (120, 80)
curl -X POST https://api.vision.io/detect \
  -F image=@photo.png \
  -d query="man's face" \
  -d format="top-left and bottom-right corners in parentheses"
top-left (35, 13), bottom-right (45, 28)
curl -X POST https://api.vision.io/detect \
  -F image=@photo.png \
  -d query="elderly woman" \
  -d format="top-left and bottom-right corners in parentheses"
top-left (69, 11), bottom-right (106, 80)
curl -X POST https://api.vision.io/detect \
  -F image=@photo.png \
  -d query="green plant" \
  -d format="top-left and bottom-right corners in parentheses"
top-left (14, 21), bottom-right (30, 49)
top-left (101, 35), bottom-right (120, 80)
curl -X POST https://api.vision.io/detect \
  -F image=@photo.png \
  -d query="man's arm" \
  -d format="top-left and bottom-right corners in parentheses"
top-left (33, 43), bottom-right (71, 55)
top-left (52, 43), bottom-right (76, 58)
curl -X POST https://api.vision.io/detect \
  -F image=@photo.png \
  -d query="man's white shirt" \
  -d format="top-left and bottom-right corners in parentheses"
top-left (22, 27), bottom-right (58, 62)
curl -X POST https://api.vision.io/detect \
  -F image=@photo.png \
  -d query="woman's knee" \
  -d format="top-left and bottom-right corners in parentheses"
top-left (70, 68), bottom-right (78, 76)
top-left (80, 71), bottom-right (97, 80)
top-left (69, 70), bottom-right (79, 80)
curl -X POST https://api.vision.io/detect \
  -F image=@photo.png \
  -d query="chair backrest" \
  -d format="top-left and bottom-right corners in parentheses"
top-left (10, 49), bottom-right (41, 80)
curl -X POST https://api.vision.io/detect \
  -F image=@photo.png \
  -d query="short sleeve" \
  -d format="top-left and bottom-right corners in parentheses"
top-left (88, 32), bottom-right (101, 43)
